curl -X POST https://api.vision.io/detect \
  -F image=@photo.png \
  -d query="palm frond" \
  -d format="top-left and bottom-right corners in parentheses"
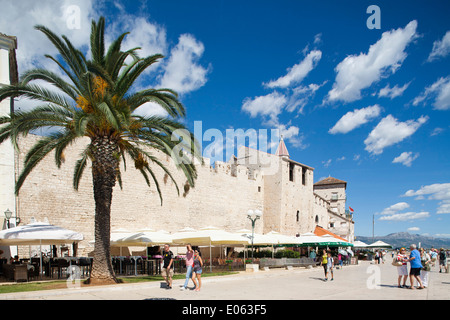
top-left (73, 146), bottom-right (90, 191)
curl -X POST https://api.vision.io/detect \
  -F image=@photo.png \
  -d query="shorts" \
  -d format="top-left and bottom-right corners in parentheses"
top-left (193, 268), bottom-right (202, 275)
top-left (440, 259), bottom-right (447, 266)
top-left (410, 267), bottom-right (421, 276)
top-left (162, 267), bottom-right (174, 278)
top-left (397, 264), bottom-right (408, 276)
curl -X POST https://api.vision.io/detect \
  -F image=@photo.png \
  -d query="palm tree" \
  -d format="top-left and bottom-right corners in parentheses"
top-left (0, 17), bottom-right (201, 284)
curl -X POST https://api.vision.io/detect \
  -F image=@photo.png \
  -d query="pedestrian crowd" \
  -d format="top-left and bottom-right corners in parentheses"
top-left (161, 243), bottom-right (204, 292)
top-left (393, 245), bottom-right (448, 290)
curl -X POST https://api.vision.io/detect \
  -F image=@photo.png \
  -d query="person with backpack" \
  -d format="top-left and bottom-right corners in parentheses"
top-left (439, 248), bottom-right (448, 273)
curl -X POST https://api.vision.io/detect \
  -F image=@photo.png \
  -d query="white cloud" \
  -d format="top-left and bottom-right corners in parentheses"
top-left (392, 151), bottom-right (419, 167)
top-left (326, 20), bottom-right (418, 103)
top-left (407, 227), bottom-right (420, 232)
top-left (285, 82), bottom-right (325, 113)
top-left (380, 202), bottom-right (410, 215)
top-left (132, 102), bottom-right (169, 118)
top-left (109, 16), bottom-right (168, 60)
top-left (322, 159), bottom-right (332, 168)
top-left (264, 50), bottom-right (322, 89)
top-left (313, 33), bottom-right (322, 45)
top-left (0, 0), bottom-right (95, 113)
top-left (0, 0), bottom-right (95, 73)
top-left (278, 124), bottom-right (305, 148)
top-left (413, 76), bottom-right (450, 110)
top-left (430, 127), bottom-right (444, 136)
top-left (378, 202), bottom-right (429, 222)
top-left (427, 31), bottom-right (450, 62)
top-left (379, 211), bottom-right (430, 221)
top-left (329, 105), bottom-right (381, 134)
top-left (403, 183), bottom-right (450, 214)
top-left (404, 183), bottom-right (450, 201)
top-left (364, 114), bottom-right (428, 155)
top-left (378, 82), bottom-right (410, 99)
top-left (437, 200), bottom-right (450, 214)
top-left (158, 34), bottom-right (211, 94)
top-left (435, 233), bottom-right (450, 238)
top-left (242, 92), bottom-right (287, 124)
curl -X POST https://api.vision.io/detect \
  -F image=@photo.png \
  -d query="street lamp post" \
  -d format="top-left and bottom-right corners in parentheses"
top-left (246, 209), bottom-right (262, 262)
top-left (4, 209), bottom-right (12, 228)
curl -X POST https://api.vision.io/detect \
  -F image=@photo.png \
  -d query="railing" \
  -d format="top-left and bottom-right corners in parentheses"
top-left (259, 257), bottom-right (318, 269)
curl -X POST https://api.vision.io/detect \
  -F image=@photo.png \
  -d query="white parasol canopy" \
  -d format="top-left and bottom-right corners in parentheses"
top-left (352, 240), bottom-right (369, 248)
top-left (265, 231), bottom-right (297, 245)
top-left (171, 226), bottom-right (250, 246)
top-left (116, 230), bottom-right (173, 246)
top-left (294, 232), bottom-right (330, 246)
top-left (0, 222), bottom-right (83, 279)
top-left (0, 222), bottom-right (83, 246)
top-left (238, 231), bottom-right (278, 246)
top-left (367, 240), bottom-right (392, 248)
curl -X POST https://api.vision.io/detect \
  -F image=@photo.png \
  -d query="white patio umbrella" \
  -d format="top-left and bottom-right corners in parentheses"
top-left (237, 231), bottom-right (279, 258)
top-left (0, 222), bottom-right (83, 278)
top-left (295, 232), bottom-right (331, 246)
top-left (116, 230), bottom-right (173, 246)
top-left (367, 240), bottom-right (392, 249)
top-left (265, 231), bottom-right (298, 245)
top-left (0, 222), bottom-right (83, 245)
top-left (352, 240), bottom-right (369, 248)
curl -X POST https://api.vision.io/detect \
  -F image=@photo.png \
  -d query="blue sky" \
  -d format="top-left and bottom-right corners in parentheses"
top-left (1, 0), bottom-right (449, 238)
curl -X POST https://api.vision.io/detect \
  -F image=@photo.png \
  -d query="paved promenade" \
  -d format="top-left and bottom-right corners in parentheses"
top-left (0, 261), bottom-right (448, 300)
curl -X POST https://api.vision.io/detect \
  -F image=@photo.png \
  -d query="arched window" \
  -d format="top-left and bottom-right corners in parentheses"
top-left (315, 215), bottom-right (319, 224)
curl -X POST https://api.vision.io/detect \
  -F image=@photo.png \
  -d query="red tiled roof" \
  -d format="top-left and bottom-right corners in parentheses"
top-left (313, 177), bottom-right (347, 187)
top-left (275, 138), bottom-right (289, 157)
top-left (314, 225), bottom-right (349, 242)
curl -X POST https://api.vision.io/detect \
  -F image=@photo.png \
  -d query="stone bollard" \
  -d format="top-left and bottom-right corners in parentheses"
top-left (246, 264), bottom-right (259, 273)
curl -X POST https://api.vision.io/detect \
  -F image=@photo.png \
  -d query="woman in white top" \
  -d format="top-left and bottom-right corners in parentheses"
top-left (420, 248), bottom-right (431, 288)
top-left (397, 248), bottom-right (409, 288)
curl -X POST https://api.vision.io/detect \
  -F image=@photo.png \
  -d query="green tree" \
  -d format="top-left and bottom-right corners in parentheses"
top-left (0, 17), bottom-right (201, 284)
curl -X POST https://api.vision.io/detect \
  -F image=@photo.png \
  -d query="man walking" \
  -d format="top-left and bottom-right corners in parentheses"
top-left (439, 248), bottom-right (448, 273)
top-left (162, 244), bottom-right (174, 289)
top-left (408, 244), bottom-right (424, 289)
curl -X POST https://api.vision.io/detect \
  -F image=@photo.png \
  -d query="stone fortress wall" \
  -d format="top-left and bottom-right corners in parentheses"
top-left (13, 134), bottom-right (353, 257)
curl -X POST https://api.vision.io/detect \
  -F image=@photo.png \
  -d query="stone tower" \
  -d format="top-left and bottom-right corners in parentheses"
top-left (0, 33), bottom-right (18, 227)
top-left (0, 33), bottom-right (18, 259)
top-left (313, 177), bottom-right (354, 242)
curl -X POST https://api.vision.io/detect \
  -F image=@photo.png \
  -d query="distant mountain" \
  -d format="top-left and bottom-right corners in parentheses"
top-left (356, 232), bottom-right (450, 249)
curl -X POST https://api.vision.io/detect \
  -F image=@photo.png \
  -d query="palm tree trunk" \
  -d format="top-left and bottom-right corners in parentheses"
top-left (88, 135), bottom-right (120, 284)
